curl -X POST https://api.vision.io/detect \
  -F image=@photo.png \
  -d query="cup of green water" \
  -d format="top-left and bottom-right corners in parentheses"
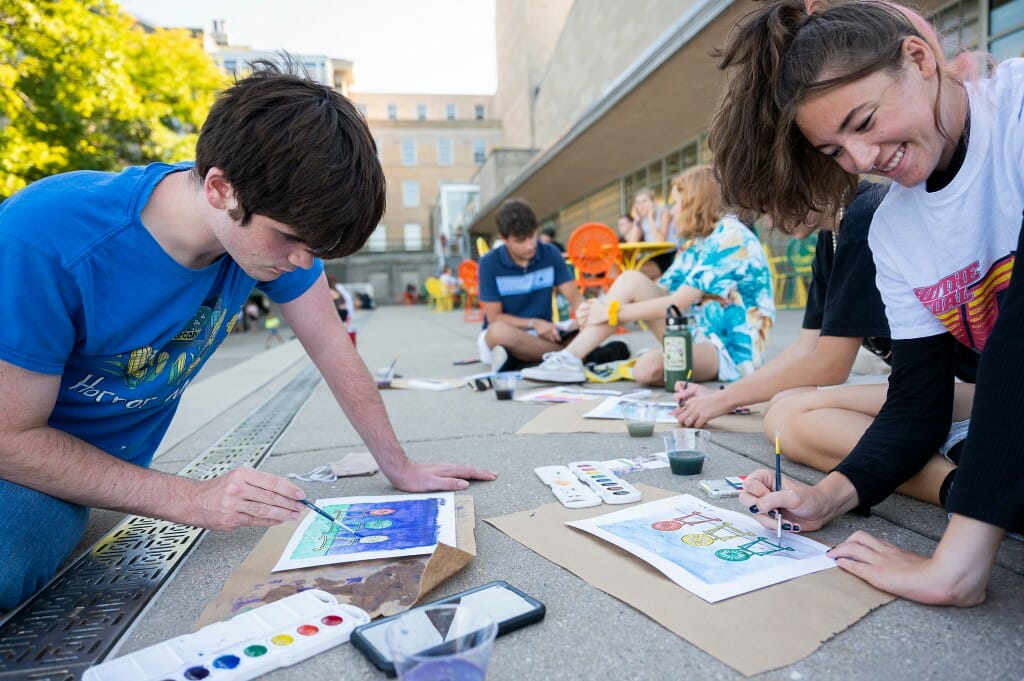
top-left (664, 428), bottom-right (709, 475)
top-left (623, 401), bottom-right (657, 437)
top-left (386, 604), bottom-right (497, 681)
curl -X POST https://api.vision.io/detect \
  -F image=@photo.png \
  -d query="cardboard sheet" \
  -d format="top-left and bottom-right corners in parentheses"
top-left (486, 485), bottom-right (892, 677)
top-left (196, 496), bottom-right (476, 628)
top-left (516, 397), bottom-right (766, 435)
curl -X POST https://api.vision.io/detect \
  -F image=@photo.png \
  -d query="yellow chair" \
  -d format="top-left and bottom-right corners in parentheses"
top-left (763, 242), bottom-right (809, 310)
top-left (476, 236), bottom-right (490, 257)
top-left (424, 277), bottom-right (454, 311)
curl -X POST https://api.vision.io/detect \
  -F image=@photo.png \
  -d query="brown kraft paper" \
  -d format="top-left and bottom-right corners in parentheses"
top-left (486, 484), bottom-right (892, 677)
top-left (195, 495), bottom-right (476, 628)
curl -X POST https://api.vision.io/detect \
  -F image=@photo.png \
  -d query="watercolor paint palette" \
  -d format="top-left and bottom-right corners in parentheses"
top-left (83, 589), bottom-right (369, 681)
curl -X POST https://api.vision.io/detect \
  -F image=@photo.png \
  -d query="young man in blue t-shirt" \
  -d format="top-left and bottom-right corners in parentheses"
top-left (477, 200), bottom-right (583, 372)
top-left (0, 61), bottom-right (495, 610)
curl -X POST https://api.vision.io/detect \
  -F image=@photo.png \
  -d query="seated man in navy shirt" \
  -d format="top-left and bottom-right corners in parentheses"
top-left (477, 199), bottom-right (584, 373)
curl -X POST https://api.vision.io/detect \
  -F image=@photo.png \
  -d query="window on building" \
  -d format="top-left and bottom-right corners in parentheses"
top-left (437, 138), bottom-right (453, 165)
top-left (358, 103), bottom-right (369, 117)
top-left (402, 180), bottom-right (420, 207)
top-left (401, 139), bottom-right (417, 166)
top-left (223, 59), bottom-right (237, 74)
top-left (367, 224), bottom-right (387, 252)
top-left (403, 223), bottom-right (423, 251)
top-left (445, 104), bottom-right (457, 120)
top-left (416, 104), bottom-right (427, 120)
top-left (474, 104), bottom-right (485, 120)
top-left (472, 140), bottom-right (486, 164)
top-left (387, 103), bottom-right (397, 120)
top-left (931, 0), bottom-right (981, 54)
top-left (990, 0), bottom-right (1024, 61)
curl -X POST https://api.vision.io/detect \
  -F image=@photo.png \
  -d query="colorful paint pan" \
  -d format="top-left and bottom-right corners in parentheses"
top-left (83, 589), bottom-right (370, 681)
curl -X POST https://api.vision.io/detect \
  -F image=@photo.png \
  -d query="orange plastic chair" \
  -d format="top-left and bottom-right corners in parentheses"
top-left (458, 259), bottom-right (484, 322)
top-left (566, 222), bottom-right (620, 296)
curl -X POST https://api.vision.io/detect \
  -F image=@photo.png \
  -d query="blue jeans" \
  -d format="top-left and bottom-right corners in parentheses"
top-left (0, 478), bottom-right (89, 610)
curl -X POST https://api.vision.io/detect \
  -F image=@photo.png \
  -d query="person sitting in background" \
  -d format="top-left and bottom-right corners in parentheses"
top-left (632, 187), bottom-right (678, 280)
top-left (523, 165), bottom-right (774, 385)
top-left (439, 265), bottom-right (460, 302)
top-left (478, 199), bottom-right (582, 373)
top-left (616, 214), bottom-right (643, 243)
top-left (326, 274), bottom-right (350, 325)
top-left (538, 225), bottom-right (566, 253)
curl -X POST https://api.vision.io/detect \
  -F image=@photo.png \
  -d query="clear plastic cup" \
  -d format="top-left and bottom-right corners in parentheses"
top-left (386, 604), bottom-right (498, 681)
top-left (493, 373), bottom-right (518, 401)
top-left (663, 428), bottom-right (709, 474)
top-left (623, 401), bottom-right (657, 437)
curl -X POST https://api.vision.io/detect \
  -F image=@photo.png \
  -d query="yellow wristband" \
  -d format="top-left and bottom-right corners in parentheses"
top-left (607, 300), bottom-right (621, 327)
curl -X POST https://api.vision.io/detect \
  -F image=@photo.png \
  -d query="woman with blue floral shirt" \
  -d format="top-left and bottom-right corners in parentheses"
top-left (523, 165), bottom-right (775, 385)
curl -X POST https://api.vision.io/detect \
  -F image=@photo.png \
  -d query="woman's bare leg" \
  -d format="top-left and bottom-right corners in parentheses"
top-left (763, 383), bottom-right (975, 506)
top-left (564, 271), bottom-right (668, 359)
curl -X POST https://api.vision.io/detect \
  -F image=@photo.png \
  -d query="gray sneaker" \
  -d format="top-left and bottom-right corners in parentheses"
top-left (521, 350), bottom-right (586, 383)
top-left (490, 345), bottom-right (509, 374)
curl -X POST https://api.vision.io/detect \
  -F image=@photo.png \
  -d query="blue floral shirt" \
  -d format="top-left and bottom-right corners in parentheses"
top-left (658, 215), bottom-right (775, 380)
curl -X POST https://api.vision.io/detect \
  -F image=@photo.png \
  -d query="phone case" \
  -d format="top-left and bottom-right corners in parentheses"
top-left (350, 581), bottom-right (545, 676)
top-left (699, 479), bottom-right (741, 498)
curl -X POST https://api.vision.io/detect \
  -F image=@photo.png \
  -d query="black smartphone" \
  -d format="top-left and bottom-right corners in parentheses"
top-left (350, 581), bottom-right (545, 676)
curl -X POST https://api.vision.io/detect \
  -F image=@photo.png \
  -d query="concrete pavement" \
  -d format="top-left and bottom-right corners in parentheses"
top-left (80, 306), bottom-right (1024, 679)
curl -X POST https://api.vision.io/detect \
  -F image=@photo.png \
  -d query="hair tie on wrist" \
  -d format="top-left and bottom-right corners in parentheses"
top-left (607, 300), bottom-right (621, 327)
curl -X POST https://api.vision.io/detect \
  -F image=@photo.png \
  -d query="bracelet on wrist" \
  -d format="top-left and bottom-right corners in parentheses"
top-left (607, 300), bottom-right (621, 327)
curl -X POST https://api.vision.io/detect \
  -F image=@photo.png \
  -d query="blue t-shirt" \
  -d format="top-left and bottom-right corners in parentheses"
top-left (477, 242), bottom-right (571, 328)
top-left (0, 162), bottom-right (323, 467)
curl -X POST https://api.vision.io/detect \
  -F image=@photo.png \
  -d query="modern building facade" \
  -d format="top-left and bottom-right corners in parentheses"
top-left (468, 0), bottom-right (1022, 245)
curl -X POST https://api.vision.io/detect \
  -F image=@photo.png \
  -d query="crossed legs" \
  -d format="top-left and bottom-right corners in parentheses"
top-left (763, 382), bottom-right (976, 505)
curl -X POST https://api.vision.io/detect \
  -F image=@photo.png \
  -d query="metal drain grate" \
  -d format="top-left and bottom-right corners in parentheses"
top-left (0, 364), bottom-right (322, 680)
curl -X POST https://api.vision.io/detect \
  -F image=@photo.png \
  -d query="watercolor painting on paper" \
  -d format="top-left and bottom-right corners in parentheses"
top-left (566, 494), bottom-right (834, 602)
top-left (272, 493), bottom-right (455, 572)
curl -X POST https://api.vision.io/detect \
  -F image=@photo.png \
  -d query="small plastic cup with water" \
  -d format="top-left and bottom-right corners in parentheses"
top-left (386, 604), bottom-right (498, 681)
top-left (623, 401), bottom-right (657, 437)
top-left (493, 373), bottom-right (517, 401)
top-left (663, 428), bottom-right (709, 475)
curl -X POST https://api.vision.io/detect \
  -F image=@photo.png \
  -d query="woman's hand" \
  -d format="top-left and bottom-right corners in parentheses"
top-left (577, 299), bottom-right (610, 327)
top-left (738, 469), bottom-right (843, 532)
top-left (671, 383), bottom-right (728, 427)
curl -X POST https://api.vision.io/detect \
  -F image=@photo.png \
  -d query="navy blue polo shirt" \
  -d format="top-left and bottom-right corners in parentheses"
top-left (478, 242), bottom-right (571, 329)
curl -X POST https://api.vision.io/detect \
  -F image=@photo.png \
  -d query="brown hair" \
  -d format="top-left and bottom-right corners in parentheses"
top-left (495, 198), bottom-right (538, 239)
top-left (708, 1), bottom-right (974, 234)
top-left (671, 165), bottom-right (725, 240)
top-left (195, 58), bottom-right (385, 258)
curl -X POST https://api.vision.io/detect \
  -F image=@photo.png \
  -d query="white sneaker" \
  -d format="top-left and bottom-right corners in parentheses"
top-left (521, 350), bottom-right (586, 383)
top-left (490, 345), bottom-right (509, 374)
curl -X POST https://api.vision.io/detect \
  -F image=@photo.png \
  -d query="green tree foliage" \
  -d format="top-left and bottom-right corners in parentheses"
top-left (0, 0), bottom-right (227, 198)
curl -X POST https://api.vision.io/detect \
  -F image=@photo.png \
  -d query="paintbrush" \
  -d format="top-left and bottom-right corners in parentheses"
top-left (299, 498), bottom-right (354, 532)
top-left (774, 430), bottom-right (783, 542)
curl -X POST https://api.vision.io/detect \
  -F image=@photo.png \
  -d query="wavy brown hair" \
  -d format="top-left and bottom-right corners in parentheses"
top-left (195, 58), bottom-right (385, 259)
top-left (708, 0), bottom-right (974, 234)
top-left (672, 165), bottom-right (725, 240)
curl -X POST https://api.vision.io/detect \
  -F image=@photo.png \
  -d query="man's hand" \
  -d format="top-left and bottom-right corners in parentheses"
top-left (671, 383), bottom-right (727, 427)
top-left (182, 467), bottom-right (304, 530)
top-left (531, 318), bottom-right (561, 342)
top-left (385, 459), bottom-right (497, 492)
top-left (737, 469), bottom-right (848, 532)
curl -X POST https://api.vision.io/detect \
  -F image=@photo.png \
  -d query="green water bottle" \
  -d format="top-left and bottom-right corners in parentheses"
top-left (663, 304), bottom-right (692, 392)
